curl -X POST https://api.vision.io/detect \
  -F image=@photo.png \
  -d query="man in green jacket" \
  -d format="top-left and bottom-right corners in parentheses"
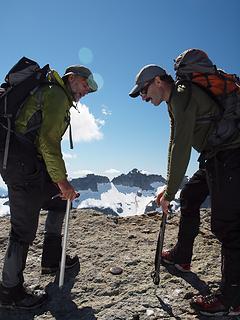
top-left (129, 64), bottom-right (240, 316)
top-left (0, 65), bottom-right (98, 309)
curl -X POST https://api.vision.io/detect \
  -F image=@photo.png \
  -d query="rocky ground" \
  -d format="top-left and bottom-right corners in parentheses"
top-left (0, 208), bottom-right (237, 320)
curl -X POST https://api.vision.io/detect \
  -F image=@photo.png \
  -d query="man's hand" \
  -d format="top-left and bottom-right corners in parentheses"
top-left (156, 191), bottom-right (170, 215)
top-left (57, 179), bottom-right (79, 201)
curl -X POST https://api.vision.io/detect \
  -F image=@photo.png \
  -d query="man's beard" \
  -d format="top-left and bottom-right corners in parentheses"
top-left (72, 92), bottom-right (81, 102)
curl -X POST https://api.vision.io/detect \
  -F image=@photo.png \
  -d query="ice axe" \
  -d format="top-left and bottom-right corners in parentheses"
top-left (58, 193), bottom-right (79, 288)
top-left (151, 208), bottom-right (181, 319)
top-left (151, 205), bottom-right (172, 286)
top-left (151, 211), bottom-right (167, 286)
top-left (59, 198), bottom-right (71, 288)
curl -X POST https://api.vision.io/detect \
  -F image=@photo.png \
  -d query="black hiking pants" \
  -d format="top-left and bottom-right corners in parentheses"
top-left (172, 169), bottom-right (209, 263)
top-left (0, 145), bottom-right (67, 288)
top-left (206, 148), bottom-right (240, 308)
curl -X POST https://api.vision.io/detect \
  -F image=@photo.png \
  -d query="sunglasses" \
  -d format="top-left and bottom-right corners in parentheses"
top-left (140, 78), bottom-right (155, 96)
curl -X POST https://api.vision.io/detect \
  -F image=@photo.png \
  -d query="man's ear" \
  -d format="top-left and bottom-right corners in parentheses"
top-left (68, 74), bottom-right (75, 84)
top-left (154, 76), bottom-right (162, 87)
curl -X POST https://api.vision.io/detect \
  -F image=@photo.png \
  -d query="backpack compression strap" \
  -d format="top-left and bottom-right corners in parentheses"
top-left (2, 95), bottom-right (11, 170)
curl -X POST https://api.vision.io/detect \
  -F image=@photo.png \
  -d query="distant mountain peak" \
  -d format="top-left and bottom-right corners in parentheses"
top-left (71, 174), bottom-right (110, 192)
top-left (111, 168), bottom-right (166, 190)
top-left (129, 168), bottom-right (141, 174)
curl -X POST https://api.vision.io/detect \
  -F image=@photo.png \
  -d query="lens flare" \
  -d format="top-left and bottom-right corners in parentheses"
top-left (93, 73), bottom-right (104, 90)
top-left (78, 47), bottom-right (93, 64)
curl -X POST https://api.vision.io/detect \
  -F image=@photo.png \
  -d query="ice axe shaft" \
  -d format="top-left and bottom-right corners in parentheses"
top-left (59, 199), bottom-right (71, 288)
top-left (152, 205), bottom-right (173, 285)
top-left (152, 212), bottom-right (167, 285)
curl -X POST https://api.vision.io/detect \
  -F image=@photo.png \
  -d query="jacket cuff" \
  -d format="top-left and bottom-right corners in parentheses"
top-left (163, 190), bottom-right (175, 202)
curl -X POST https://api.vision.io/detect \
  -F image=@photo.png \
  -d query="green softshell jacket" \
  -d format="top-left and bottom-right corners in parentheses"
top-left (15, 71), bottom-right (74, 183)
top-left (164, 82), bottom-right (240, 201)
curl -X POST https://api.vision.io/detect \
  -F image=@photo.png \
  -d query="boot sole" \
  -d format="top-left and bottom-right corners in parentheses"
top-left (0, 297), bottom-right (47, 310)
top-left (162, 258), bottom-right (191, 272)
top-left (199, 310), bottom-right (228, 316)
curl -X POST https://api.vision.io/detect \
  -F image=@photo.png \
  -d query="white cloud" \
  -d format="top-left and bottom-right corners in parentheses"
top-left (69, 169), bottom-right (94, 179)
top-left (63, 103), bottom-right (104, 142)
top-left (101, 105), bottom-right (112, 116)
top-left (104, 169), bottom-right (120, 174)
top-left (103, 168), bottom-right (121, 179)
top-left (63, 152), bottom-right (77, 159)
top-left (140, 170), bottom-right (151, 175)
top-left (96, 119), bottom-right (105, 127)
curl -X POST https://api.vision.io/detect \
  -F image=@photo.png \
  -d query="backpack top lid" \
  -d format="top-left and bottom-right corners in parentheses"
top-left (5, 57), bottom-right (40, 86)
top-left (174, 49), bottom-right (216, 78)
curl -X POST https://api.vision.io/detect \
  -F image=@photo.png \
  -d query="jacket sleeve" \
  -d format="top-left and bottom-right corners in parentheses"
top-left (166, 107), bottom-right (174, 179)
top-left (164, 86), bottom-right (198, 201)
top-left (37, 86), bottom-right (70, 183)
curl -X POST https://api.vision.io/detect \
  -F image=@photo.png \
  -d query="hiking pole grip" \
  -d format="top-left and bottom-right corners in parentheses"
top-left (59, 199), bottom-right (71, 288)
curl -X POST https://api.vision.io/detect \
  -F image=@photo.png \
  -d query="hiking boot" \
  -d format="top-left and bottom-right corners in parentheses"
top-left (161, 250), bottom-right (191, 273)
top-left (191, 293), bottom-right (240, 316)
top-left (41, 254), bottom-right (79, 275)
top-left (0, 283), bottom-right (48, 310)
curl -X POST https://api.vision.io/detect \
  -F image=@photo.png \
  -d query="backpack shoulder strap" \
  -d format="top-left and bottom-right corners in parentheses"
top-left (174, 79), bottom-right (193, 111)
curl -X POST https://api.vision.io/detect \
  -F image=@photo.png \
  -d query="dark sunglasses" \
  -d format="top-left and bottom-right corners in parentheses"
top-left (140, 78), bottom-right (155, 96)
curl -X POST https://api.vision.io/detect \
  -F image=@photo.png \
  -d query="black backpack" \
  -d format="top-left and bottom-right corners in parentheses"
top-left (0, 57), bottom-right (50, 169)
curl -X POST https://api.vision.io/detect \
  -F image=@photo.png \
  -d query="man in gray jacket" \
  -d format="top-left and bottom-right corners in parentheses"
top-left (129, 62), bottom-right (240, 316)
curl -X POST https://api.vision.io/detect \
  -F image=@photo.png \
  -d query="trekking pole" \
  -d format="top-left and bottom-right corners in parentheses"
top-left (151, 205), bottom-right (172, 286)
top-left (59, 199), bottom-right (71, 288)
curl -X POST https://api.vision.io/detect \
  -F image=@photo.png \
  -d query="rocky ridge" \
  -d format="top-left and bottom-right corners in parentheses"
top-left (112, 169), bottom-right (166, 191)
top-left (0, 209), bottom-right (233, 320)
top-left (71, 175), bottom-right (110, 192)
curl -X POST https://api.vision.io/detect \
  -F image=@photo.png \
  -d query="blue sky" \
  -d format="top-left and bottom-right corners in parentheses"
top-left (1, 0), bottom-right (239, 187)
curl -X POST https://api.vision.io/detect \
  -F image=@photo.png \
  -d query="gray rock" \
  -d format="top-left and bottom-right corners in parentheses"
top-left (0, 208), bottom-right (232, 320)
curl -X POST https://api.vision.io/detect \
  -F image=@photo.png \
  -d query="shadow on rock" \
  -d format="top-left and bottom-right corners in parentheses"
top-left (0, 258), bottom-right (97, 320)
top-left (45, 259), bottom-right (97, 320)
top-left (162, 261), bottom-right (211, 295)
top-left (155, 294), bottom-right (182, 320)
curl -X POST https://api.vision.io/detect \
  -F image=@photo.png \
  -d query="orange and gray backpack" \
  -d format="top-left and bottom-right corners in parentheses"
top-left (174, 48), bottom-right (240, 147)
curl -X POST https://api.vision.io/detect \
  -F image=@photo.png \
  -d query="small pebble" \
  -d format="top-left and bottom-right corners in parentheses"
top-left (109, 266), bottom-right (123, 275)
top-left (128, 234), bottom-right (136, 239)
top-left (142, 229), bottom-right (151, 234)
top-left (146, 309), bottom-right (154, 316)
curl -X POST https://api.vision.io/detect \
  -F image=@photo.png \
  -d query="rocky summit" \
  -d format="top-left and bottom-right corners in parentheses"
top-left (0, 208), bottom-right (234, 320)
